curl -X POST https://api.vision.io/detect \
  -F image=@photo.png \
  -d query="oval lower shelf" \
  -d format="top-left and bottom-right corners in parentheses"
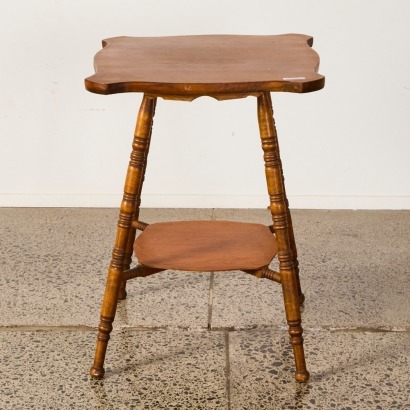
top-left (134, 220), bottom-right (277, 272)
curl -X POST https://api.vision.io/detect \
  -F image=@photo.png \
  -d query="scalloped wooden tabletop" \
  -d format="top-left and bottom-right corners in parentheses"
top-left (85, 34), bottom-right (324, 96)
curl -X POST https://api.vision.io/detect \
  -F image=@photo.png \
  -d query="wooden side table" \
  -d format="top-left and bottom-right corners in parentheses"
top-left (85, 34), bottom-right (325, 382)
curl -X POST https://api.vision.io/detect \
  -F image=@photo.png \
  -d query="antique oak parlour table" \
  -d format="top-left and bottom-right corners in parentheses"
top-left (85, 34), bottom-right (325, 382)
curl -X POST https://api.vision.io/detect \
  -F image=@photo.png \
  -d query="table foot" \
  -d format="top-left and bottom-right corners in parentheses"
top-left (288, 321), bottom-right (309, 383)
top-left (90, 366), bottom-right (105, 379)
top-left (295, 370), bottom-right (310, 383)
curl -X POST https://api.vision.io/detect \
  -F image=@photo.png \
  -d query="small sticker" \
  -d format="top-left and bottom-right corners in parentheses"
top-left (283, 77), bottom-right (306, 80)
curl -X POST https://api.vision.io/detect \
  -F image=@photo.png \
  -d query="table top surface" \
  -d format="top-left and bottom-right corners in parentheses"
top-left (85, 34), bottom-right (324, 96)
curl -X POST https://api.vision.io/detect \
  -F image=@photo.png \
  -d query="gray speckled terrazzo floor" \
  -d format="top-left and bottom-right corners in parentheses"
top-left (0, 208), bottom-right (409, 409)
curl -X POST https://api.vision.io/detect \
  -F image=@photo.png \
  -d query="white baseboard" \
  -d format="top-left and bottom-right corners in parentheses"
top-left (0, 193), bottom-right (409, 210)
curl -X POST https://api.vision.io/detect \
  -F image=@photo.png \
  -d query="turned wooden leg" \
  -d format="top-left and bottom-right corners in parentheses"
top-left (257, 92), bottom-right (309, 382)
top-left (265, 98), bottom-right (304, 305)
top-left (90, 95), bottom-right (157, 378)
top-left (118, 98), bottom-right (157, 300)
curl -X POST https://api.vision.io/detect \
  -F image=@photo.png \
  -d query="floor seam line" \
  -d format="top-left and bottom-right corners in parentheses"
top-left (0, 325), bottom-right (97, 332)
top-left (225, 331), bottom-right (232, 410)
top-left (1, 325), bottom-right (409, 333)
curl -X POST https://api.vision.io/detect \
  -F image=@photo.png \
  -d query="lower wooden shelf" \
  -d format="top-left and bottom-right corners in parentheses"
top-left (134, 220), bottom-right (277, 272)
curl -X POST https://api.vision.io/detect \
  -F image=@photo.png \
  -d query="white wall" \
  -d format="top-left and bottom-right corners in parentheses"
top-left (0, 1), bottom-right (409, 209)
